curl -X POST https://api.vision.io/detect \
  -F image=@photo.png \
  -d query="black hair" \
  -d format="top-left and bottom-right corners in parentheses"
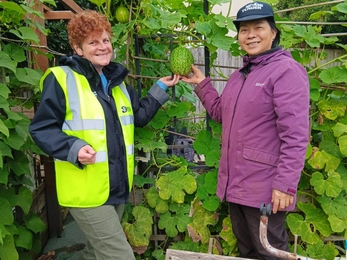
top-left (266, 17), bottom-right (281, 48)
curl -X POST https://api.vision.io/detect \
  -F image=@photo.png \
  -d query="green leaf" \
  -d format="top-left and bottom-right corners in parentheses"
top-left (335, 2), bottom-right (347, 14)
top-left (0, 84), bottom-right (10, 99)
top-left (318, 98), bottom-right (346, 121)
top-left (133, 175), bottom-right (155, 188)
top-left (319, 66), bottom-right (347, 84)
top-left (21, 5), bottom-right (45, 20)
top-left (145, 187), bottom-right (169, 214)
top-left (0, 53), bottom-right (17, 74)
top-left (319, 133), bottom-right (342, 159)
top-left (16, 186), bottom-right (32, 215)
top-left (15, 68), bottom-right (42, 85)
top-left (193, 130), bottom-right (221, 167)
top-left (0, 119), bottom-right (9, 138)
top-left (305, 26), bottom-right (325, 48)
top-left (158, 203), bottom-right (190, 237)
top-left (298, 202), bottom-right (333, 237)
top-left (4, 129), bottom-right (25, 150)
top-left (146, 109), bottom-right (169, 129)
top-left (337, 164), bottom-right (347, 193)
top-left (186, 197), bottom-right (218, 244)
top-left (0, 235), bottom-right (18, 260)
top-left (7, 152), bottom-right (30, 177)
top-left (9, 27), bottom-right (39, 44)
top-left (310, 171), bottom-right (342, 197)
top-left (332, 122), bottom-right (347, 137)
top-left (143, 18), bottom-right (162, 30)
top-left (338, 135), bottom-right (347, 156)
top-left (327, 215), bottom-right (347, 233)
top-left (122, 206), bottom-right (153, 250)
top-left (317, 194), bottom-right (347, 219)
top-left (0, 167), bottom-right (9, 185)
top-left (166, 101), bottom-right (194, 118)
top-left (309, 11), bottom-right (333, 20)
top-left (156, 167), bottom-right (197, 203)
top-left (201, 196), bottom-right (220, 212)
top-left (307, 150), bottom-right (340, 172)
top-left (3, 44), bottom-right (26, 63)
top-left (23, 212), bottom-right (46, 234)
top-left (135, 139), bottom-right (167, 153)
top-left (306, 240), bottom-right (338, 260)
top-left (219, 217), bottom-right (238, 255)
top-left (204, 169), bottom-right (217, 194)
top-left (287, 202), bottom-right (332, 244)
top-left (14, 226), bottom-right (33, 250)
top-left (0, 198), bottom-right (14, 225)
top-left (194, 21), bottom-right (212, 36)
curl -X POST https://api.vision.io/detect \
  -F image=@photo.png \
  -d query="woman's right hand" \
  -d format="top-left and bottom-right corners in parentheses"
top-left (78, 145), bottom-right (96, 165)
top-left (181, 65), bottom-right (206, 85)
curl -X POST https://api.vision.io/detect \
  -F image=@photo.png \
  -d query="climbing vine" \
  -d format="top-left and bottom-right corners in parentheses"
top-left (2, 0), bottom-right (347, 259)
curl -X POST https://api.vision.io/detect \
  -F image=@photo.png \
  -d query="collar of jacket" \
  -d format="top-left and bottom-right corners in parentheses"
top-left (240, 46), bottom-right (283, 76)
top-left (58, 54), bottom-right (129, 87)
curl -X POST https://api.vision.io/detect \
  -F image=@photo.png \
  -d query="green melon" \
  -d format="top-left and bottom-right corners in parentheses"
top-left (115, 6), bottom-right (129, 23)
top-left (169, 46), bottom-right (194, 76)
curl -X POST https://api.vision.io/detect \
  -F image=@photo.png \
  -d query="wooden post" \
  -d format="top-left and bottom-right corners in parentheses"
top-left (29, 0), bottom-right (49, 71)
top-left (41, 155), bottom-right (63, 237)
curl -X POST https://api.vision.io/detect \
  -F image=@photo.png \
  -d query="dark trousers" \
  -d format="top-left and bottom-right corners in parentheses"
top-left (229, 203), bottom-right (289, 260)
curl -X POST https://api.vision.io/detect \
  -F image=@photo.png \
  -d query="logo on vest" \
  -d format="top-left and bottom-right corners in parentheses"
top-left (121, 106), bottom-right (132, 113)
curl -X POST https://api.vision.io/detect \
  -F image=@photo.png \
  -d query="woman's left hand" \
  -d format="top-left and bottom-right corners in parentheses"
top-left (271, 189), bottom-right (294, 214)
top-left (158, 74), bottom-right (180, 87)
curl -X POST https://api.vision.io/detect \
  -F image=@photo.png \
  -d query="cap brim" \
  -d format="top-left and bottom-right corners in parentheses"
top-left (233, 14), bottom-right (273, 24)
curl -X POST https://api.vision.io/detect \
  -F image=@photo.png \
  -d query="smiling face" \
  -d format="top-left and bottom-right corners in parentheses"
top-left (238, 19), bottom-right (277, 57)
top-left (74, 30), bottom-right (113, 74)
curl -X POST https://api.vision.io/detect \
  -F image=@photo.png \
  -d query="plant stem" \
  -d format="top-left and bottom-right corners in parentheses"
top-left (308, 53), bottom-right (347, 74)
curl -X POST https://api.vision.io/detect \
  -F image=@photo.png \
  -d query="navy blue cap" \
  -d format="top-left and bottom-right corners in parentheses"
top-left (233, 2), bottom-right (274, 27)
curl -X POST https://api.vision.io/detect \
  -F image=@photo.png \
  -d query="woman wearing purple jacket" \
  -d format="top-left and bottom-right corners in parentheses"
top-left (182, 2), bottom-right (309, 259)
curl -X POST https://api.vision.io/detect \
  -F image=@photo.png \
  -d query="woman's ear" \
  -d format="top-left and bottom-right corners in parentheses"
top-left (73, 44), bottom-right (83, 56)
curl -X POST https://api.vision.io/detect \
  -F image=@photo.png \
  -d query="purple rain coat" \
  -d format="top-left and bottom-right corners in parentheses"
top-left (195, 48), bottom-right (309, 211)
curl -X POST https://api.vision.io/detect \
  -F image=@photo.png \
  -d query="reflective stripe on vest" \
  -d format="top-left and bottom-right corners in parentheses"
top-left (41, 66), bottom-right (135, 207)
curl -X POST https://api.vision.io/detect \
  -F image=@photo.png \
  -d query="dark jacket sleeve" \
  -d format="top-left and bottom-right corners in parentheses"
top-left (127, 82), bottom-right (169, 127)
top-left (29, 72), bottom-right (88, 164)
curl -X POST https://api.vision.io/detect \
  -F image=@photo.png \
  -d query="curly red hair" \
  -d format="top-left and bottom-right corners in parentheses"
top-left (68, 10), bottom-right (113, 50)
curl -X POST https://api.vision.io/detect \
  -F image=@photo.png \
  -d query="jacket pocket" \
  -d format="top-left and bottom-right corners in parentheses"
top-left (243, 146), bottom-right (279, 166)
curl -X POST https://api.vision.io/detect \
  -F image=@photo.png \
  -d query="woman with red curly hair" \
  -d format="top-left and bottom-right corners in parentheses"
top-left (30, 10), bottom-right (178, 260)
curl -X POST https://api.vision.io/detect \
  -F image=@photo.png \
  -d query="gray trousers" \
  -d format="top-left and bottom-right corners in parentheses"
top-left (69, 205), bottom-right (135, 260)
top-left (229, 202), bottom-right (289, 260)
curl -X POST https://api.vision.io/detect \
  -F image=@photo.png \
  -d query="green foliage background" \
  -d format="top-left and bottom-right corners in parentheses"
top-left (2, 0), bottom-right (347, 260)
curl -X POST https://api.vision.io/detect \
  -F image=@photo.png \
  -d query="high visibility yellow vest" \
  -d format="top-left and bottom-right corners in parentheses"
top-left (40, 66), bottom-right (135, 207)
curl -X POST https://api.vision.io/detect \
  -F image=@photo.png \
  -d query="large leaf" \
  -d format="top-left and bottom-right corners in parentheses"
top-left (23, 212), bottom-right (46, 234)
top-left (0, 84), bottom-right (10, 99)
top-left (157, 203), bottom-right (191, 237)
top-left (14, 68), bottom-right (42, 86)
top-left (0, 53), bottom-right (16, 74)
top-left (145, 187), bottom-right (169, 214)
top-left (307, 150), bottom-right (340, 172)
top-left (0, 235), bottom-right (18, 260)
top-left (9, 27), bottom-right (39, 44)
top-left (218, 217), bottom-right (238, 256)
top-left (122, 206), bottom-right (153, 254)
top-left (3, 44), bottom-right (26, 63)
top-left (186, 197), bottom-right (218, 244)
top-left (0, 198), bottom-right (14, 225)
top-left (319, 66), bottom-right (347, 84)
top-left (14, 226), bottom-right (32, 250)
top-left (310, 171), bottom-right (342, 197)
top-left (156, 166), bottom-right (197, 203)
top-left (16, 186), bottom-right (32, 215)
